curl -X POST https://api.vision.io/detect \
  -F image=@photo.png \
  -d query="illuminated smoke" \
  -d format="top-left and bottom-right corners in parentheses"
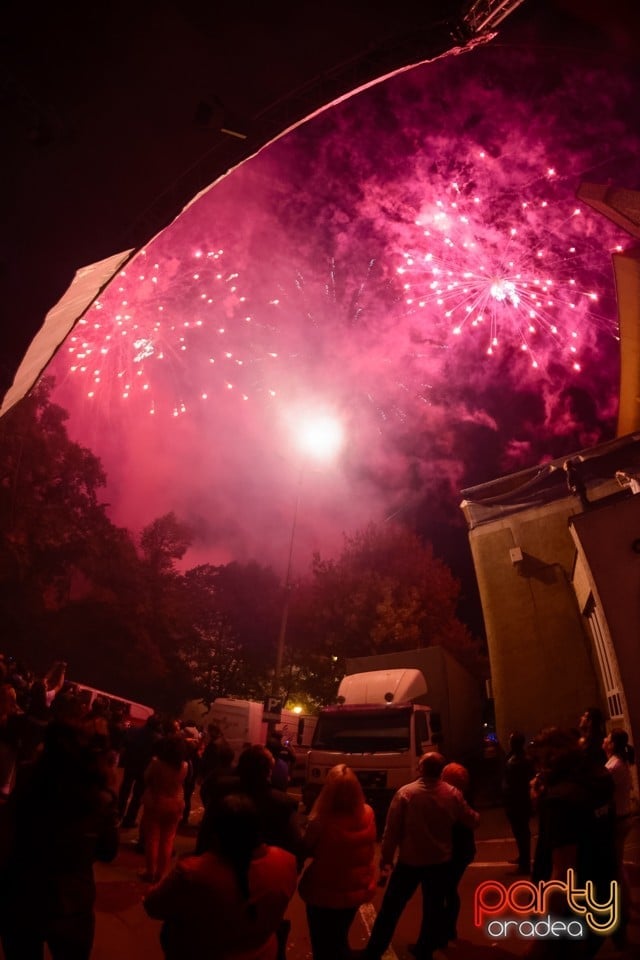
top-left (63, 249), bottom-right (281, 416)
top-left (397, 168), bottom-right (618, 373)
top-left (46, 28), bottom-right (640, 574)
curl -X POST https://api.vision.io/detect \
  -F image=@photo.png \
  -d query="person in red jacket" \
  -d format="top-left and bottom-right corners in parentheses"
top-left (298, 763), bottom-right (377, 960)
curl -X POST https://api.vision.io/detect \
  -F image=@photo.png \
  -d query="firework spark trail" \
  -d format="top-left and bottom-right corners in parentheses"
top-left (42, 26), bottom-right (640, 573)
top-left (59, 247), bottom-right (287, 417)
top-left (51, 69), bottom-right (629, 428)
top-left (51, 160), bottom-right (625, 458)
top-left (393, 156), bottom-right (621, 375)
top-left (56, 235), bottom-right (430, 429)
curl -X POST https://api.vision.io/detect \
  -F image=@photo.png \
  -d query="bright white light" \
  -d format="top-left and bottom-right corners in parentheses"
top-left (295, 413), bottom-right (344, 461)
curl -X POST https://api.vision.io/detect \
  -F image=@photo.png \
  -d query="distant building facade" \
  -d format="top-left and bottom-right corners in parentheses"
top-left (460, 432), bottom-right (640, 754)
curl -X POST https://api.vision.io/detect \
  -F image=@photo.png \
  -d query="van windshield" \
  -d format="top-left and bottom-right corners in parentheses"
top-left (312, 707), bottom-right (412, 752)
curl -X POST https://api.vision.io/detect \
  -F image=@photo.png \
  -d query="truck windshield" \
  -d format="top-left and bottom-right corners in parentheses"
top-left (312, 707), bottom-right (412, 752)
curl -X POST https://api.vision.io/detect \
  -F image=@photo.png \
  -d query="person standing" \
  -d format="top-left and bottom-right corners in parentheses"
top-left (118, 714), bottom-right (162, 828)
top-left (144, 793), bottom-right (297, 960)
top-left (604, 728), bottom-right (634, 948)
top-left (299, 764), bottom-right (377, 960)
top-left (578, 707), bottom-right (608, 767)
top-left (197, 745), bottom-right (302, 862)
top-left (139, 734), bottom-right (188, 883)
top-left (361, 752), bottom-right (479, 960)
top-left (440, 762), bottom-right (477, 945)
top-left (199, 721), bottom-right (232, 782)
top-left (266, 732), bottom-right (294, 792)
top-left (178, 721), bottom-right (202, 826)
top-left (530, 726), bottom-right (616, 958)
top-left (0, 713), bottom-right (119, 960)
top-left (43, 660), bottom-right (67, 708)
top-left (0, 684), bottom-right (21, 798)
top-left (502, 731), bottom-right (534, 874)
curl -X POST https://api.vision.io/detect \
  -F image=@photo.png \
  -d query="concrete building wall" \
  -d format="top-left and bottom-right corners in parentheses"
top-left (468, 498), bottom-right (601, 748)
top-left (570, 494), bottom-right (640, 752)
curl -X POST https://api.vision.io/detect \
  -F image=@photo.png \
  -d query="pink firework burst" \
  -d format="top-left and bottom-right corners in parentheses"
top-left (396, 159), bottom-right (621, 373)
top-left (58, 246), bottom-right (284, 418)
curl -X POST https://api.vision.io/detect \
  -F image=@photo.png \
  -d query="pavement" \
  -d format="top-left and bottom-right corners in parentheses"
top-left (3, 800), bottom-right (639, 959)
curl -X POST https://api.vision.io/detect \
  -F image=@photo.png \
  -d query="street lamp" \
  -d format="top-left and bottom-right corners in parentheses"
top-left (271, 412), bottom-right (344, 704)
top-left (296, 415), bottom-right (344, 461)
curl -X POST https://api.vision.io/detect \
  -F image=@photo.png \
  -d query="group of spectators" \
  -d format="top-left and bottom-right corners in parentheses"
top-left (1, 653), bottom-right (637, 960)
top-left (131, 729), bottom-right (479, 960)
top-left (500, 707), bottom-right (635, 958)
top-left (0, 655), bottom-right (122, 959)
top-left (150, 705), bottom-right (635, 960)
top-left (0, 654), bottom-right (307, 960)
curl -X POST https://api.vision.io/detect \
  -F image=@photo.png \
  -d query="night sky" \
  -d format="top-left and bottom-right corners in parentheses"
top-left (18, 3), bottom-right (640, 632)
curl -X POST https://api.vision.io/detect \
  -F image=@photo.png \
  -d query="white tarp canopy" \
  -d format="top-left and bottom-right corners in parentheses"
top-left (1, 248), bottom-right (133, 419)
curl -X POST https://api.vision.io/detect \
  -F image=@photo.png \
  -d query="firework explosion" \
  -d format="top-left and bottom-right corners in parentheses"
top-left (397, 163), bottom-right (620, 372)
top-left (62, 247), bottom-right (282, 417)
top-left (45, 24), bottom-right (639, 577)
top-left (54, 224), bottom-right (422, 428)
top-left (54, 162), bottom-right (620, 426)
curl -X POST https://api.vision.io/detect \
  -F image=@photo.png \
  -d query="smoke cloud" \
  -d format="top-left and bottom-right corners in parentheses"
top-left (48, 17), bottom-right (640, 593)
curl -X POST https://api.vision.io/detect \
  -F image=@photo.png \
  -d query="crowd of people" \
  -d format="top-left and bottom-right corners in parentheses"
top-left (497, 707), bottom-right (635, 958)
top-left (0, 657), bottom-right (121, 960)
top-left (0, 654), bottom-right (636, 960)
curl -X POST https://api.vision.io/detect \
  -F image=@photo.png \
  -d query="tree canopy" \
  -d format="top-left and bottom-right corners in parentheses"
top-left (0, 382), bottom-right (484, 715)
top-left (286, 523), bottom-right (485, 707)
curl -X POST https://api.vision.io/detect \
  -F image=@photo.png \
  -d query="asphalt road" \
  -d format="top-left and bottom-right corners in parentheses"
top-left (83, 802), bottom-right (639, 960)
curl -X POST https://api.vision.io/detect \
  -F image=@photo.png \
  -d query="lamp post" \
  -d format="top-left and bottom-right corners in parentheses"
top-left (271, 413), bottom-right (343, 704)
top-left (272, 469), bottom-right (302, 701)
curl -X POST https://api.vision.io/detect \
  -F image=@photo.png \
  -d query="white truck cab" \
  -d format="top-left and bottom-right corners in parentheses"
top-left (304, 668), bottom-right (438, 824)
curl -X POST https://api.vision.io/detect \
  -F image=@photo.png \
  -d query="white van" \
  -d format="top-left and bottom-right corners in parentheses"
top-left (68, 681), bottom-right (155, 727)
top-left (184, 698), bottom-right (265, 761)
top-left (183, 698), bottom-right (317, 777)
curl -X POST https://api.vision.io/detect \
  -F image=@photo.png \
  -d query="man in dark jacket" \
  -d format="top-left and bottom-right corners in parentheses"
top-left (502, 731), bottom-right (535, 874)
top-left (118, 714), bottom-right (162, 827)
top-left (196, 744), bottom-right (302, 864)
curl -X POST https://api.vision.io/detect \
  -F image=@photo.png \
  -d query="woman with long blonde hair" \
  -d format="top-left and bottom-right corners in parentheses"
top-left (139, 734), bottom-right (188, 883)
top-left (299, 764), bottom-right (377, 960)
